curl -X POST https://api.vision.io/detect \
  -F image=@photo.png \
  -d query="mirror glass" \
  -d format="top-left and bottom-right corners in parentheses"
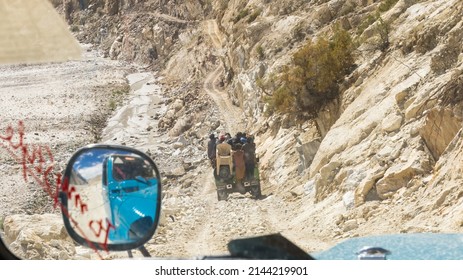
top-left (60, 146), bottom-right (161, 250)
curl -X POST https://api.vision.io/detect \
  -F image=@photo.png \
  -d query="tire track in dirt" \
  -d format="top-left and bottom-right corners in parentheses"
top-left (202, 20), bottom-right (245, 135)
top-left (205, 20), bottom-right (223, 48)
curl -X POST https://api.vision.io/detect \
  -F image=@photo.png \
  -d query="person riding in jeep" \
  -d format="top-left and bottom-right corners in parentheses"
top-left (242, 136), bottom-right (256, 179)
top-left (215, 135), bottom-right (233, 176)
top-left (217, 135), bottom-right (231, 156)
top-left (211, 133), bottom-right (261, 200)
top-left (207, 134), bottom-right (217, 168)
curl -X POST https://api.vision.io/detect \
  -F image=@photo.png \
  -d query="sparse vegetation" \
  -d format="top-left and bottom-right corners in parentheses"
top-left (109, 84), bottom-right (130, 111)
top-left (87, 83), bottom-right (130, 142)
top-left (357, 13), bottom-right (378, 36)
top-left (356, 10), bottom-right (391, 52)
top-left (257, 73), bottom-right (280, 98)
top-left (339, 1), bottom-right (356, 16)
top-left (414, 25), bottom-right (439, 54)
top-left (247, 9), bottom-right (261, 23)
top-left (256, 45), bottom-right (264, 60)
top-left (292, 23), bottom-right (306, 42)
top-left (376, 17), bottom-right (391, 51)
top-left (355, 0), bottom-right (401, 49)
top-left (266, 26), bottom-right (355, 117)
top-left (378, 0), bottom-right (400, 13)
top-left (233, 9), bottom-right (250, 23)
top-left (88, 110), bottom-right (111, 142)
top-left (70, 25), bottom-right (79, 32)
top-left (256, 77), bottom-right (266, 93)
top-left (274, 46), bottom-right (283, 54)
top-left (219, 0), bottom-right (228, 11)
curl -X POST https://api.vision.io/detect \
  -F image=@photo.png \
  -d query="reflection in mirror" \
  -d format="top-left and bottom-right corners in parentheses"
top-left (60, 145), bottom-right (161, 251)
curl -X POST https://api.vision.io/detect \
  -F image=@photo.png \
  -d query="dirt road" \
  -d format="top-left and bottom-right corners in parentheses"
top-left (142, 20), bottom-right (332, 259)
top-left (202, 20), bottom-right (245, 135)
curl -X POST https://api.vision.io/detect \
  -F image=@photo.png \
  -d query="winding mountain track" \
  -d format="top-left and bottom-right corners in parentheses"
top-left (202, 20), bottom-right (245, 135)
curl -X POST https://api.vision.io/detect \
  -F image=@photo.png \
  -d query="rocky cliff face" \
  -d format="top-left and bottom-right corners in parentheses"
top-left (206, 0), bottom-right (463, 238)
top-left (253, 0), bottom-right (463, 238)
top-left (4, 0), bottom-right (463, 258)
top-left (214, 1), bottom-right (463, 228)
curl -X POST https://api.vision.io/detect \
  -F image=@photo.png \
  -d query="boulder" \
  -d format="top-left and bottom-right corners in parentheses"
top-left (381, 113), bottom-right (403, 133)
top-left (169, 116), bottom-right (192, 137)
top-left (376, 149), bottom-right (432, 199)
top-left (3, 214), bottom-right (75, 259)
top-left (296, 138), bottom-right (321, 171)
top-left (419, 108), bottom-right (462, 160)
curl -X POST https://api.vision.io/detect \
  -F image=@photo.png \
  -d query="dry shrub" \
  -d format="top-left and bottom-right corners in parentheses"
top-left (266, 25), bottom-right (355, 117)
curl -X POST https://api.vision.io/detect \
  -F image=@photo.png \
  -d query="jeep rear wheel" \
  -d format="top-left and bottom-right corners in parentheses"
top-left (218, 165), bottom-right (231, 179)
top-left (217, 190), bottom-right (228, 201)
top-left (250, 185), bottom-right (262, 199)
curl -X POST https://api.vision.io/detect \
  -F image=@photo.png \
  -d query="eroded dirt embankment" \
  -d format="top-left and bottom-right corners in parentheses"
top-left (0, 45), bottom-right (132, 219)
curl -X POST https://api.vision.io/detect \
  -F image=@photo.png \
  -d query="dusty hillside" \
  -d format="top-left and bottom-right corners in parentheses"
top-left (2, 0), bottom-right (463, 259)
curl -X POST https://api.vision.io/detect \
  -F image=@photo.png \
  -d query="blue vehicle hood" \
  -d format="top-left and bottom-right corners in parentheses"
top-left (109, 186), bottom-right (158, 241)
top-left (115, 188), bottom-right (157, 223)
top-left (312, 233), bottom-right (463, 260)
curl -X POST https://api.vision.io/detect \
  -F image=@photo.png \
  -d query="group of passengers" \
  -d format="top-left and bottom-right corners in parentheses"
top-left (207, 132), bottom-right (256, 181)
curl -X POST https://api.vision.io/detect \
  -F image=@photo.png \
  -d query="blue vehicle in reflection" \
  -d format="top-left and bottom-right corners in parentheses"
top-left (102, 154), bottom-right (158, 242)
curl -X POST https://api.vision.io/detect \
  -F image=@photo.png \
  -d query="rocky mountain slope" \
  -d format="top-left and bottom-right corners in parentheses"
top-left (72, 0), bottom-right (463, 240)
top-left (2, 0), bottom-right (463, 259)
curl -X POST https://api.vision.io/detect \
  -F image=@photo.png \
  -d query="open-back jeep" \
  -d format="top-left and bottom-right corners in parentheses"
top-left (213, 156), bottom-right (261, 201)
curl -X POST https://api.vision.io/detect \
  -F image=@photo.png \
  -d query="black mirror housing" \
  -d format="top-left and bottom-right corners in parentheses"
top-left (59, 144), bottom-right (161, 252)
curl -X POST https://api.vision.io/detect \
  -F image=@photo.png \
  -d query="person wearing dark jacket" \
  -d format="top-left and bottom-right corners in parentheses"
top-left (242, 136), bottom-right (256, 179)
top-left (207, 134), bottom-right (217, 168)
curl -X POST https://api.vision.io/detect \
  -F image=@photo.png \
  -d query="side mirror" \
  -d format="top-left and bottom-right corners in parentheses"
top-left (59, 144), bottom-right (161, 252)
